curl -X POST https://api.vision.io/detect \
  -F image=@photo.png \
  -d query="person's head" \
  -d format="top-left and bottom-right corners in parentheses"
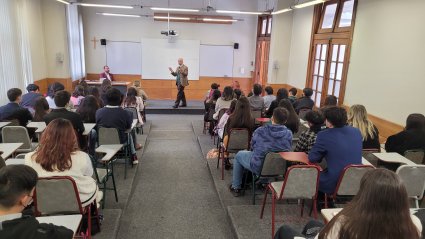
top-left (104, 65), bottom-right (110, 73)
top-left (101, 79), bottom-right (112, 92)
top-left (178, 58), bottom-right (183, 65)
top-left (234, 89), bottom-right (242, 99)
top-left (232, 81), bottom-right (240, 90)
top-left (348, 104), bottom-right (376, 141)
top-left (33, 119), bottom-right (78, 172)
top-left (80, 79), bottom-right (88, 88)
top-left (54, 90), bottom-right (71, 108)
top-left (47, 82), bottom-right (65, 97)
top-left (264, 86), bottom-right (273, 95)
top-left (105, 88), bottom-right (123, 106)
top-left (211, 83), bottom-right (220, 90)
top-left (323, 106), bottom-right (347, 128)
top-left (77, 96), bottom-right (99, 123)
top-left (252, 84), bottom-right (262, 96)
top-left (405, 113), bottom-right (425, 131)
top-left (303, 88), bottom-right (313, 98)
top-left (211, 89), bottom-right (221, 101)
top-left (33, 97), bottom-right (50, 121)
top-left (26, 84), bottom-right (39, 93)
top-left (278, 99), bottom-right (296, 114)
top-left (7, 88), bottom-right (22, 103)
top-left (124, 87), bottom-right (138, 106)
top-left (272, 107), bottom-right (289, 125)
top-left (72, 85), bottom-right (85, 98)
top-left (319, 169), bottom-right (420, 239)
top-left (276, 88), bottom-right (289, 102)
top-left (87, 86), bottom-right (100, 98)
top-left (323, 95), bottom-right (338, 107)
top-left (222, 86), bottom-right (234, 101)
top-left (0, 165), bottom-right (38, 213)
top-left (228, 96), bottom-right (253, 130)
top-left (226, 99), bottom-right (237, 114)
top-left (305, 110), bottom-right (325, 133)
top-left (289, 87), bottom-right (297, 97)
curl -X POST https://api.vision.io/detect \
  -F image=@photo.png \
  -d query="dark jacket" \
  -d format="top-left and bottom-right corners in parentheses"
top-left (0, 102), bottom-right (33, 126)
top-left (385, 129), bottom-right (425, 155)
top-left (96, 107), bottom-right (132, 143)
top-left (293, 97), bottom-right (314, 113)
top-left (250, 124), bottom-right (293, 175)
top-left (43, 109), bottom-right (85, 135)
top-left (362, 125), bottom-right (380, 150)
top-left (20, 92), bottom-right (43, 108)
top-left (309, 126), bottom-right (363, 194)
top-left (0, 215), bottom-right (73, 239)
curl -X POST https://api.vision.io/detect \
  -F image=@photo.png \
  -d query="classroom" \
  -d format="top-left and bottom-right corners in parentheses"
top-left (0, 0), bottom-right (424, 239)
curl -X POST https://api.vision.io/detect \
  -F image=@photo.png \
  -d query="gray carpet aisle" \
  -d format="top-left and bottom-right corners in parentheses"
top-left (117, 115), bottom-right (234, 239)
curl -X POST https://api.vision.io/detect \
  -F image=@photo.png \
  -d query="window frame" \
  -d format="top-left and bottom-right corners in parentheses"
top-left (317, 0), bottom-right (340, 34)
top-left (334, 0), bottom-right (357, 32)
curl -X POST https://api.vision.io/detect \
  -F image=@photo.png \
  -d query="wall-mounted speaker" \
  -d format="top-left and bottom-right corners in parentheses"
top-left (100, 39), bottom-right (106, 45)
top-left (234, 43), bottom-right (239, 49)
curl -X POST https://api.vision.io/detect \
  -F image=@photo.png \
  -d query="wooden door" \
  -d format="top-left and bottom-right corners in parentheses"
top-left (254, 39), bottom-right (270, 86)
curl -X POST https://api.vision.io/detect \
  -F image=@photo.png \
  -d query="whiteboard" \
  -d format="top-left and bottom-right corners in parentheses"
top-left (141, 38), bottom-right (200, 80)
top-left (200, 45), bottom-right (234, 77)
top-left (106, 41), bottom-right (142, 75)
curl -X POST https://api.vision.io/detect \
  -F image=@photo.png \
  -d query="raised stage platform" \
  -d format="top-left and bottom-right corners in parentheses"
top-left (145, 100), bottom-right (204, 115)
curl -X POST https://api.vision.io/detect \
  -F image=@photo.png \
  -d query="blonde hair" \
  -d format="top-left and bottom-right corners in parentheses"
top-left (348, 105), bottom-right (377, 141)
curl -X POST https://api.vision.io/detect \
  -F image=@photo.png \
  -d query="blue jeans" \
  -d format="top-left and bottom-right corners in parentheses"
top-left (232, 150), bottom-right (253, 189)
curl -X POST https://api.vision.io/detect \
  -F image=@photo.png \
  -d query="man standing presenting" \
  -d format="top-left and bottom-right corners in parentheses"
top-left (100, 65), bottom-right (115, 81)
top-left (169, 58), bottom-right (189, 108)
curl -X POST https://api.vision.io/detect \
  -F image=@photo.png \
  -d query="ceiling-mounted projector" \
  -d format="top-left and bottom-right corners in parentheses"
top-left (161, 30), bottom-right (178, 36)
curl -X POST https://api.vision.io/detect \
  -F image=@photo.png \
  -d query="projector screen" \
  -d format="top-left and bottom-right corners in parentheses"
top-left (106, 41), bottom-right (142, 74)
top-left (141, 38), bottom-right (200, 80)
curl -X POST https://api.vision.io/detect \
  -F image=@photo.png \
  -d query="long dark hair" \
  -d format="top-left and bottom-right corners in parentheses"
top-left (33, 97), bottom-right (49, 122)
top-left (77, 96), bottom-right (99, 123)
top-left (275, 88), bottom-right (289, 103)
top-left (278, 99), bottom-right (299, 133)
top-left (319, 169), bottom-right (420, 239)
top-left (222, 86), bottom-right (234, 101)
top-left (72, 85), bottom-right (85, 97)
top-left (87, 86), bottom-right (104, 107)
top-left (227, 96), bottom-right (254, 130)
top-left (101, 79), bottom-right (112, 93)
top-left (124, 87), bottom-right (138, 106)
top-left (406, 113), bottom-right (425, 132)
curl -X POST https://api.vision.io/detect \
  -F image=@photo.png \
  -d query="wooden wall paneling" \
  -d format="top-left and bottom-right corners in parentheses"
top-left (34, 79), bottom-right (48, 95)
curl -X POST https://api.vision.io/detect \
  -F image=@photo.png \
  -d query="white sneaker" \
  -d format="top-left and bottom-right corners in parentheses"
top-left (133, 160), bottom-right (139, 165)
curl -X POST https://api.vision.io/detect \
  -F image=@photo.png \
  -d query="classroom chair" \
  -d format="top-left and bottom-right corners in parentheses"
top-left (203, 105), bottom-right (215, 135)
top-left (213, 108), bottom-right (228, 143)
top-left (325, 164), bottom-right (375, 208)
top-left (251, 110), bottom-right (262, 124)
top-left (260, 165), bottom-right (321, 238)
top-left (34, 176), bottom-right (101, 239)
top-left (124, 107), bottom-right (143, 135)
top-left (2, 126), bottom-right (37, 153)
top-left (362, 148), bottom-right (381, 167)
top-left (0, 156), bottom-right (5, 169)
top-left (89, 154), bottom-right (118, 209)
top-left (396, 165), bottom-right (425, 208)
top-left (404, 149), bottom-right (425, 165)
top-left (217, 128), bottom-right (250, 180)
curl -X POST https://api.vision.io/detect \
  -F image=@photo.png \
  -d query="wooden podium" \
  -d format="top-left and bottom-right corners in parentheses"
top-left (86, 81), bottom-right (132, 95)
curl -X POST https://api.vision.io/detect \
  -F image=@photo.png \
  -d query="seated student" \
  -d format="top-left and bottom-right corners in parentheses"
top-left (204, 83), bottom-right (220, 102)
top-left (278, 99), bottom-right (300, 134)
top-left (293, 88), bottom-right (315, 114)
top-left (323, 95), bottom-right (337, 107)
top-left (213, 86), bottom-right (234, 120)
top-left (122, 87), bottom-right (144, 126)
top-left (309, 106), bottom-right (362, 195)
top-left (233, 89), bottom-right (243, 100)
top-left (294, 110), bottom-right (325, 153)
top-left (44, 90), bottom-right (85, 148)
top-left (20, 84), bottom-right (42, 111)
top-left (96, 88), bottom-right (139, 164)
top-left (0, 165), bottom-right (73, 239)
top-left (133, 81), bottom-right (149, 101)
top-left (32, 98), bottom-right (50, 122)
top-left (204, 90), bottom-right (221, 135)
top-left (215, 100), bottom-right (237, 139)
top-left (288, 87), bottom-right (297, 103)
top-left (70, 85), bottom-right (85, 107)
top-left (25, 119), bottom-right (101, 207)
top-left (87, 86), bottom-right (104, 108)
top-left (46, 82), bottom-right (65, 109)
top-left (248, 84), bottom-right (265, 111)
top-left (385, 113), bottom-right (425, 155)
top-left (274, 169), bottom-right (422, 239)
top-left (229, 107), bottom-right (293, 196)
top-left (100, 79), bottom-right (112, 105)
top-left (266, 88), bottom-right (289, 118)
top-left (0, 88), bottom-right (33, 126)
top-left (263, 86), bottom-right (276, 109)
top-left (77, 96), bottom-right (99, 124)
top-left (348, 105), bottom-right (380, 150)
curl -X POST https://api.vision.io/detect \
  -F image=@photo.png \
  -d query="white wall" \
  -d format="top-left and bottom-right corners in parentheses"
top-left (345, 0), bottom-right (425, 125)
top-left (81, 0), bottom-right (258, 78)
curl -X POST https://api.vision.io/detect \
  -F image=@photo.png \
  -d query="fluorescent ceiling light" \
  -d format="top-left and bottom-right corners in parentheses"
top-left (294, 0), bottom-right (325, 9)
top-left (56, 0), bottom-right (70, 5)
top-left (151, 7), bottom-right (199, 12)
top-left (216, 10), bottom-right (264, 15)
top-left (203, 18), bottom-right (237, 22)
top-left (78, 3), bottom-right (133, 9)
top-left (271, 8), bottom-right (292, 15)
top-left (154, 16), bottom-right (191, 20)
top-left (97, 13), bottom-right (140, 18)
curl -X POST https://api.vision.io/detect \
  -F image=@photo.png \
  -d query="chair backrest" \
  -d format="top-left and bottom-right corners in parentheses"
top-left (362, 148), bottom-right (381, 166)
top-left (15, 153), bottom-right (27, 159)
top-left (1, 126), bottom-right (31, 150)
top-left (251, 110), bottom-right (262, 119)
top-left (298, 109), bottom-right (311, 120)
top-left (404, 149), bottom-right (425, 164)
top-left (124, 107), bottom-right (138, 121)
top-left (260, 152), bottom-right (286, 177)
top-left (334, 164), bottom-right (375, 196)
top-left (227, 128), bottom-right (250, 152)
top-left (218, 108), bottom-right (228, 122)
top-left (396, 165), bottom-right (425, 200)
top-left (34, 176), bottom-right (83, 216)
top-left (280, 165), bottom-right (321, 199)
top-left (98, 127), bottom-right (121, 145)
top-left (0, 156), bottom-right (5, 169)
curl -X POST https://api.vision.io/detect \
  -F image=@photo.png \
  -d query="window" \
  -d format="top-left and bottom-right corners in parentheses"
top-left (306, 0), bottom-right (357, 107)
top-left (258, 15), bottom-right (272, 37)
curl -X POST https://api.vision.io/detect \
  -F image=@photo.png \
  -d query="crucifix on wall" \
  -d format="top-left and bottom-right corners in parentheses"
top-left (91, 37), bottom-right (97, 49)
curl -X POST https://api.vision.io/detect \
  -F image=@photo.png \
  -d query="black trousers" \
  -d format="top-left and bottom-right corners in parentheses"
top-left (175, 85), bottom-right (186, 106)
top-left (274, 220), bottom-right (324, 239)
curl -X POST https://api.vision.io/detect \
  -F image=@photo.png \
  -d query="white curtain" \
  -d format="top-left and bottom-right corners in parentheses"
top-left (0, 0), bottom-right (33, 104)
top-left (66, 4), bottom-right (85, 81)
